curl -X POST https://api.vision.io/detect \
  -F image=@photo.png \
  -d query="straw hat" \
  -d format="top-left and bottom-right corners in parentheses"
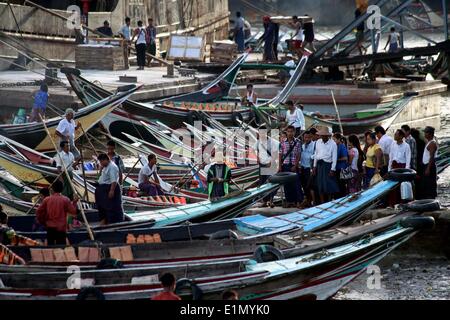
top-left (317, 127), bottom-right (332, 136)
top-left (65, 108), bottom-right (74, 115)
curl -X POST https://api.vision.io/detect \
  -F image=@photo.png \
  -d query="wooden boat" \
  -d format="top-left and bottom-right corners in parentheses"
top-left (4, 209), bottom-right (414, 272)
top-left (255, 92), bottom-right (415, 134)
top-left (13, 180), bottom-right (398, 249)
top-left (0, 215), bottom-right (433, 300)
top-left (62, 53), bottom-right (253, 131)
top-left (0, 85), bottom-right (140, 152)
top-left (0, 148), bottom-right (205, 209)
top-left (303, 94), bottom-right (416, 135)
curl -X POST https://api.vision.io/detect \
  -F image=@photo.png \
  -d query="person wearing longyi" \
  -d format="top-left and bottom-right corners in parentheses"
top-left (401, 125), bottom-right (417, 171)
top-left (138, 154), bottom-right (165, 197)
top-left (55, 108), bottom-right (81, 160)
top-left (312, 127), bottom-right (338, 204)
top-left (417, 126), bottom-right (438, 200)
top-left (106, 140), bottom-right (125, 185)
top-left (95, 153), bottom-right (124, 225)
top-left (207, 150), bottom-right (232, 200)
top-left (54, 141), bottom-right (77, 200)
top-left (279, 125), bottom-right (302, 207)
top-left (388, 129), bottom-right (411, 172)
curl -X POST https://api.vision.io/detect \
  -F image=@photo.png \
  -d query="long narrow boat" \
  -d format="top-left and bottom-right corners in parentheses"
top-left (62, 53), bottom-right (252, 131)
top-left (255, 92), bottom-right (415, 134)
top-left (13, 180), bottom-right (398, 249)
top-left (0, 216), bottom-right (433, 300)
top-left (0, 149), bottom-right (206, 209)
top-left (0, 85), bottom-right (140, 152)
top-left (303, 94), bottom-right (416, 135)
top-left (4, 210), bottom-right (416, 272)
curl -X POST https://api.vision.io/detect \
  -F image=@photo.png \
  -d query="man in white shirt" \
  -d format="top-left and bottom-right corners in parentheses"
top-left (312, 127), bottom-right (339, 204)
top-left (375, 126), bottom-right (393, 176)
top-left (54, 141), bottom-right (76, 200)
top-left (55, 108), bottom-right (81, 160)
top-left (387, 129), bottom-right (411, 207)
top-left (388, 129), bottom-right (411, 171)
top-left (138, 154), bottom-right (166, 196)
top-left (95, 153), bottom-right (123, 224)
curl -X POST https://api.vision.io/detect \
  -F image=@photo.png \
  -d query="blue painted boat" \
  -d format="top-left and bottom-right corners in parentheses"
top-left (235, 180), bottom-right (398, 237)
top-left (0, 215), bottom-right (432, 300)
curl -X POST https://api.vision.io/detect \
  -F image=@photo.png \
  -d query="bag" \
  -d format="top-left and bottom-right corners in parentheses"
top-left (400, 181), bottom-right (414, 200)
top-left (369, 173), bottom-right (382, 186)
top-left (340, 166), bottom-right (354, 180)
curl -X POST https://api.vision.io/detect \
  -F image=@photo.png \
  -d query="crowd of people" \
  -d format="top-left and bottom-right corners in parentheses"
top-left (266, 115), bottom-right (439, 208)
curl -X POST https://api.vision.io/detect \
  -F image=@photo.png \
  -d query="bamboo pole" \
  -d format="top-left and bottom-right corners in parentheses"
top-left (79, 124), bottom-right (99, 158)
top-left (330, 90), bottom-right (344, 134)
top-left (39, 114), bottom-right (94, 241)
top-left (78, 141), bottom-right (90, 201)
top-left (122, 156), bottom-right (141, 186)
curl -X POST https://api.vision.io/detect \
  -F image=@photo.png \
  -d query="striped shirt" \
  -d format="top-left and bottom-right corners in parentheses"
top-left (280, 138), bottom-right (301, 165)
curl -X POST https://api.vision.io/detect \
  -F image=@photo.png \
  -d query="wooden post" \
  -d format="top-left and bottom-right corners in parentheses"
top-left (39, 114), bottom-right (95, 241)
top-left (330, 90), bottom-right (344, 134)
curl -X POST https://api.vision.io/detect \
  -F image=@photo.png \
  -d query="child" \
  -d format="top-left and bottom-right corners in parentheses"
top-left (31, 83), bottom-right (49, 122)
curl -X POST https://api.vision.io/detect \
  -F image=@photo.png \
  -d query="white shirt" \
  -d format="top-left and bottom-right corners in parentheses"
top-left (423, 140), bottom-right (438, 165)
top-left (246, 91), bottom-right (256, 104)
top-left (285, 108), bottom-right (305, 130)
top-left (98, 162), bottom-right (120, 185)
top-left (135, 27), bottom-right (146, 44)
top-left (314, 138), bottom-right (338, 171)
top-left (54, 151), bottom-right (75, 172)
top-left (378, 134), bottom-right (394, 155)
top-left (56, 118), bottom-right (76, 142)
top-left (390, 32), bottom-right (400, 44)
top-left (138, 164), bottom-right (157, 185)
top-left (388, 141), bottom-right (411, 171)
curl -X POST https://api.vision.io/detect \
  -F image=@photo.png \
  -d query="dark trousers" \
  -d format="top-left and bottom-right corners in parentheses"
top-left (281, 164), bottom-right (303, 203)
top-left (335, 168), bottom-right (348, 198)
top-left (300, 167), bottom-right (311, 197)
top-left (47, 228), bottom-right (66, 245)
top-left (136, 43), bottom-right (147, 67)
top-left (95, 184), bottom-right (124, 224)
top-left (259, 166), bottom-right (275, 203)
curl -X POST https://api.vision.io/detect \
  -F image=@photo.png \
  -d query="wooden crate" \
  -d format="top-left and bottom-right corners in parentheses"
top-left (75, 44), bottom-right (126, 71)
